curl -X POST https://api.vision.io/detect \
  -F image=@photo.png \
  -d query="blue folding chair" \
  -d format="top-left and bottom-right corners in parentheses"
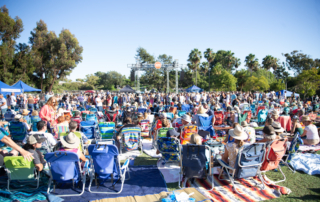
top-left (8, 121), bottom-right (28, 142)
top-left (177, 110), bottom-right (186, 117)
top-left (157, 137), bottom-right (181, 165)
top-left (198, 115), bottom-right (215, 138)
top-left (89, 107), bottom-right (98, 113)
top-left (181, 104), bottom-right (191, 112)
top-left (217, 143), bottom-right (266, 194)
top-left (257, 109), bottom-right (268, 124)
top-left (31, 116), bottom-right (42, 131)
top-left (88, 144), bottom-right (130, 194)
top-left (86, 114), bottom-right (98, 124)
top-left (165, 112), bottom-right (174, 120)
top-left (119, 127), bottom-right (142, 154)
top-left (4, 109), bottom-right (15, 122)
top-left (137, 108), bottom-right (147, 114)
top-left (45, 151), bottom-right (87, 197)
top-left (80, 121), bottom-right (96, 139)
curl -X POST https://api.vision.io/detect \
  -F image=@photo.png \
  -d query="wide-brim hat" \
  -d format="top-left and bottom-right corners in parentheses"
top-left (271, 122), bottom-right (284, 133)
top-left (301, 115), bottom-right (311, 122)
top-left (197, 106), bottom-right (206, 114)
top-left (181, 114), bottom-right (191, 123)
top-left (271, 110), bottom-right (279, 116)
top-left (229, 125), bottom-right (248, 140)
top-left (60, 132), bottom-right (80, 149)
top-left (22, 109), bottom-right (30, 115)
top-left (14, 114), bottom-right (22, 120)
top-left (241, 121), bottom-right (248, 127)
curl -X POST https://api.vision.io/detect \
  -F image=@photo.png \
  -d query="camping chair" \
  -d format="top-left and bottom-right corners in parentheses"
top-left (165, 112), bottom-right (174, 120)
top-left (71, 110), bottom-right (80, 117)
top-left (105, 110), bottom-right (119, 123)
top-left (31, 117), bottom-right (42, 132)
top-left (179, 144), bottom-right (214, 191)
top-left (99, 122), bottom-right (116, 128)
top-left (140, 120), bottom-right (150, 133)
top-left (4, 156), bottom-right (40, 192)
top-left (281, 132), bottom-right (303, 173)
top-left (55, 125), bottom-right (69, 139)
top-left (180, 125), bottom-right (198, 145)
top-left (198, 115), bottom-right (215, 138)
top-left (238, 112), bottom-right (248, 124)
top-left (257, 109), bottom-right (268, 125)
top-left (250, 104), bottom-right (256, 116)
top-left (78, 107), bottom-right (85, 112)
top-left (153, 127), bottom-right (173, 148)
top-left (217, 143), bottom-right (266, 194)
top-left (8, 121), bottom-right (28, 142)
top-left (99, 127), bottom-right (115, 140)
top-left (4, 109), bottom-right (15, 122)
top-left (88, 144), bottom-right (130, 194)
top-left (157, 137), bottom-right (181, 165)
top-left (59, 132), bottom-right (84, 153)
top-left (177, 110), bottom-right (186, 117)
top-left (80, 121), bottom-right (97, 139)
top-left (242, 104), bottom-right (250, 111)
top-left (45, 151), bottom-right (87, 197)
top-left (119, 127), bottom-right (142, 154)
top-left (214, 111), bottom-right (224, 125)
top-left (181, 104), bottom-right (190, 113)
top-left (86, 114), bottom-right (98, 125)
top-left (89, 107), bottom-right (98, 113)
top-left (260, 138), bottom-right (288, 183)
top-left (256, 106), bottom-right (266, 115)
top-left (137, 107), bottom-right (147, 114)
top-left (243, 110), bottom-right (252, 123)
top-left (81, 111), bottom-right (88, 121)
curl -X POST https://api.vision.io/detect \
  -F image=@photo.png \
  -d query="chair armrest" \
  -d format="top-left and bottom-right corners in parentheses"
top-left (217, 159), bottom-right (235, 171)
top-left (121, 158), bottom-right (130, 170)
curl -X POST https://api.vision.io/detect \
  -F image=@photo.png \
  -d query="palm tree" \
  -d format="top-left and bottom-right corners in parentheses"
top-left (262, 55), bottom-right (279, 71)
top-left (204, 48), bottom-right (216, 67)
top-left (244, 53), bottom-right (260, 75)
top-left (234, 58), bottom-right (241, 69)
top-left (187, 48), bottom-right (202, 85)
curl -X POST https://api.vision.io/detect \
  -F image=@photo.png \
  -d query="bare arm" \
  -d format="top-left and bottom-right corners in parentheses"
top-left (301, 129), bottom-right (307, 138)
top-left (290, 122), bottom-right (296, 135)
top-left (221, 147), bottom-right (229, 164)
top-left (35, 163), bottom-right (43, 171)
top-left (1, 136), bottom-right (33, 161)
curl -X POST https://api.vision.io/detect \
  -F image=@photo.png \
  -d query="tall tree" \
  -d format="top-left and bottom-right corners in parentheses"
top-left (210, 50), bottom-right (240, 71)
top-left (234, 69), bottom-right (249, 91)
top-left (262, 55), bottom-right (279, 71)
top-left (243, 76), bottom-right (269, 92)
top-left (187, 48), bottom-right (202, 85)
top-left (136, 47), bottom-right (155, 63)
top-left (273, 63), bottom-right (289, 80)
top-left (0, 6), bottom-right (24, 84)
top-left (295, 68), bottom-right (320, 99)
top-left (282, 50), bottom-right (319, 74)
top-left (203, 48), bottom-right (216, 68)
top-left (244, 53), bottom-right (260, 74)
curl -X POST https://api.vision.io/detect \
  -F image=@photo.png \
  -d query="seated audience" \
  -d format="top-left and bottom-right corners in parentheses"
top-left (23, 120), bottom-right (57, 147)
top-left (290, 115), bottom-right (304, 136)
top-left (257, 125), bottom-right (277, 143)
top-left (300, 116), bottom-right (319, 145)
top-left (22, 135), bottom-right (47, 171)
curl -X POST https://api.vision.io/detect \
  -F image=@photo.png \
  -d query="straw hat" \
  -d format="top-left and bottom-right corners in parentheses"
top-left (197, 106), bottom-right (206, 114)
top-left (263, 125), bottom-right (275, 136)
top-left (174, 114), bottom-right (179, 119)
top-left (14, 114), bottom-right (22, 121)
top-left (60, 132), bottom-right (80, 149)
top-left (21, 109), bottom-right (30, 115)
top-left (271, 110), bottom-right (279, 116)
top-left (229, 125), bottom-right (248, 140)
top-left (301, 115), bottom-right (311, 122)
top-left (241, 121), bottom-right (248, 127)
top-left (181, 114), bottom-right (191, 123)
top-left (283, 103), bottom-right (288, 107)
top-left (271, 122), bottom-right (284, 133)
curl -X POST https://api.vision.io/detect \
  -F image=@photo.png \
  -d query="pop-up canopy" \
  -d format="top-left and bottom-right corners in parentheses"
top-left (119, 85), bottom-right (135, 93)
top-left (186, 85), bottom-right (203, 93)
top-left (0, 81), bottom-right (21, 96)
top-left (12, 80), bottom-right (41, 92)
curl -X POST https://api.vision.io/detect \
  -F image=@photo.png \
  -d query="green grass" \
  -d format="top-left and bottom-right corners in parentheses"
top-left (132, 151), bottom-right (320, 201)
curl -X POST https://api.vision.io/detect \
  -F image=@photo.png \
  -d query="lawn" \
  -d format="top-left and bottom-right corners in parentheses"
top-left (133, 150), bottom-right (320, 202)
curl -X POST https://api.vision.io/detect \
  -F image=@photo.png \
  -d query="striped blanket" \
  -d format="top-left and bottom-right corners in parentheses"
top-left (186, 175), bottom-right (291, 202)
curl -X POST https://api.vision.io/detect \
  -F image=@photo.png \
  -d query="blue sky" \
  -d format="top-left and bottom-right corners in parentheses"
top-left (2, 0), bottom-right (320, 80)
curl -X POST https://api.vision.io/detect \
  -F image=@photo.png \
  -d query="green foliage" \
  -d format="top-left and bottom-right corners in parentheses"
top-left (187, 48), bottom-right (202, 85)
top-left (295, 68), bottom-right (320, 99)
top-left (95, 71), bottom-right (126, 90)
top-left (210, 50), bottom-right (240, 71)
top-left (245, 53), bottom-right (260, 73)
top-left (210, 68), bottom-right (237, 91)
top-left (136, 47), bottom-right (155, 63)
top-left (234, 69), bottom-right (249, 91)
top-left (282, 50), bottom-right (320, 74)
top-left (269, 80), bottom-right (285, 92)
top-left (85, 74), bottom-right (99, 89)
top-left (262, 55), bottom-right (279, 71)
top-left (243, 76), bottom-right (269, 92)
top-left (274, 63), bottom-right (290, 80)
top-left (252, 68), bottom-right (276, 84)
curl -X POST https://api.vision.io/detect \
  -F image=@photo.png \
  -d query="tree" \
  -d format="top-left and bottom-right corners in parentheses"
top-left (295, 68), bottom-right (320, 99)
top-left (282, 50), bottom-right (319, 74)
top-left (210, 50), bottom-right (240, 71)
top-left (0, 6), bottom-right (24, 84)
top-left (212, 69), bottom-right (237, 91)
top-left (244, 53), bottom-right (260, 74)
top-left (243, 76), bottom-right (269, 92)
top-left (157, 54), bottom-right (174, 91)
top-left (84, 74), bottom-right (99, 89)
top-left (262, 55), bottom-right (279, 71)
top-left (204, 48), bottom-right (215, 67)
top-left (187, 48), bottom-right (202, 85)
top-left (252, 68), bottom-right (276, 85)
top-left (273, 63), bottom-right (290, 80)
top-left (269, 80), bottom-right (285, 92)
top-left (234, 69), bottom-right (249, 91)
top-left (136, 47), bottom-right (155, 63)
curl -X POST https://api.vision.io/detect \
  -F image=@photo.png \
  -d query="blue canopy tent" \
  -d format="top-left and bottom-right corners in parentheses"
top-left (12, 80), bottom-right (41, 93)
top-left (276, 90), bottom-right (299, 97)
top-left (0, 81), bottom-right (21, 96)
top-left (186, 85), bottom-right (203, 93)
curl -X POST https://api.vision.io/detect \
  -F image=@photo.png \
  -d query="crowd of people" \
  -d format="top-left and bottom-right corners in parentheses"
top-left (0, 89), bottom-right (319, 187)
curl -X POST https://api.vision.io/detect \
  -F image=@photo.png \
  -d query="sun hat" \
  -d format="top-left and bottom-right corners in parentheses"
top-left (271, 122), bottom-right (284, 133)
top-left (27, 134), bottom-right (46, 145)
top-left (138, 113), bottom-right (143, 117)
top-left (249, 122), bottom-right (259, 128)
top-left (301, 115), bottom-right (311, 122)
top-left (166, 129), bottom-right (180, 137)
top-left (14, 114), bottom-right (22, 121)
top-left (21, 109), bottom-right (30, 115)
top-left (271, 110), bottom-right (279, 116)
top-left (181, 114), bottom-right (191, 123)
top-left (229, 125), bottom-right (248, 140)
top-left (197, 106), bottom-right (207, 114)
top-left (60, 132), bottom-right (80, 149)
top-left (283, 103), bottom-right (288, 107)
top-left (241, 121), bottom-right (248, 127)
top-left (262, 125), bottom-right (275, 136)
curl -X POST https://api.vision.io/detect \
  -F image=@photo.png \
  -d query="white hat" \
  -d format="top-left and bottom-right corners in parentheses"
top-left (14, 114), bottom-right (22, 120)
top-left (181, 114), bottom-right (191, 123)
top-left (60, 132), bottom-right (80, 149)
top-left (229, 125), bottom-right (248, 140)
top-left (271, 110), bottom-right (279, 116)
top-left (271, 122), bottom-right (284, 133)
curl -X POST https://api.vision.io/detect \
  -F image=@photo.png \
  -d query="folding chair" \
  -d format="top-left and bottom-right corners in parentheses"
top-left (242, 104), bottom-right (250, 111)
top-left (137, 107), bottom-right (147, 114)
top-left (256, 106), bottom-right (266, 116)
top-left (59, 132), bottom-right (84, 153)
top-left (8, 121), bottom-right (28, 142)
top-left (157, 137), bottom-right (181, 165)
top-left (99, 127), bottom-right (115, 140)
top-left (89, 107), bottom-right (98, 113)
top-left (81, 111), bottom-right (87, 121)
top-left (179, 144), bottom-right (214, 191)
top-left (80, 121), bottom-right (97, 139)
top-left (86, 114), bottom-right (98, 124)
top-left (180, 125), bottom-right (198, 145)
top-left (4, 156), bottom-right (40, 192)
top-left (164, 112), bottom-right (174, 120)
top-left (282, 132), bottom-right (303, 173)
top-left (105, 110), bottom-right (119, 123)
top-left (88, 144), bottom-right (130, 194)
top-left (214, 111), bottom-right (224, 125)
top-left (119, 127), bottom-right (142, 154)
top-left (217, 143), bottom-right (266, 194)
top-left (243, 110), bottom-right (252, 123)
top-left (257, 109), bottom-right (268, 125)
top-left (31, 116), bottom-right (42, 131)
top-left (45, 151), bottom-right (87, 197)
top-left (177, 110), bottom-right (186, 117)
top-left (250, 104), bottom-right (256, 116)
top-left (99, 122), bottom-right (116, 128)
top-left (71, 110), bottom-right (80, 117)
top-left (181, 104), bottom-right (191, 113)
top-left (4, 109), bottom-right (15, 122)
top-left (198, 115), bottom-right (215, 138)
top-left (260, 138), bottom-right (288, 183)
top-left (238, 112), bottom-right (248, 124)
top-left (55, 125), bottom-right (69, 139)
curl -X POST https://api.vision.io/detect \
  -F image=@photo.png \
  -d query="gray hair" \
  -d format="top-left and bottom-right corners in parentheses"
top-left (69, 121), bottom-right (78, 131)
top-left (263, 133), bottom-right (277, 141)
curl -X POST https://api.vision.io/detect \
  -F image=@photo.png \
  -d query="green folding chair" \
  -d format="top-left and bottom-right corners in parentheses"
top-left (59, 132), bottom-right (84, 153)
top-left (4, 156), bottom-right (40, 192)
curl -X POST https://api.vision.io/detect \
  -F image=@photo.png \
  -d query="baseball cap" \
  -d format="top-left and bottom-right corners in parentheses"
top-left (27, 134), bottom-right (46, 145)
top-left (166, 129), bottom-right (180, 137)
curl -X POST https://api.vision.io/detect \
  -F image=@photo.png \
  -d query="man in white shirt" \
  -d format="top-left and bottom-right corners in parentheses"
top-left (95, 94), bottom-right (103, 111)
top-left (0, 94), bottom-right (8, 120)
top-left (23, 120), bottom-right (57, 147)
top-left (11, 92), bottom-right (17, 108)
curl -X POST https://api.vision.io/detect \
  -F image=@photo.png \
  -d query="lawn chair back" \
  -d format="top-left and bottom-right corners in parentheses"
top-left (234, 143), bottom-right (266, 179)
top-left (238, 112), bottom-right (248, 124)
top-left (137, 108), bottom-right (147, 114)
top-left (181, 104), bottom-right (190, 112)
top-left (261, 139), bottom-right (287, 171)
top-left (99, 127), bottom-right (115, 140)
top-left (89, 107), bottom-right (98, 113)
top-left (4, 156), bottom-right (36, 180)
top-left (182, 144), bottom-right (207, 179)
top-left (105, 110), bottom-right (118, 122)
top-left (31, 116), bottom-right (42, 131)
top-left (99, 122), bottom-right (115, 128)
top-left (258, 109), bottom-right (268, 123)
top-left (80, 121), bottom-right (96, 139)
top-left (165, 112), bottom-right (174, 120)
top-left (55, 125), bottom-right (69, 139)
top-left (214, 111), bottom-right (224, 125)
top-left (180, 125), bottom-right (198, 145)
top-left (177, 110), bottom-right (186, 117)
top-left (86, 114), bottom-right (98, 124)
top-left (242, 104), bottom-right (250, 111)
top-left (250, 104), bottom-right (256, 115)
top-left (4, 109), bottom-right (15, 122)
top-left (9, 121), bottom-right (27, 142)
top-left (199, 115), bottom-right (212, 127)
top-left (243, 110), bottom-right (252, 123)
top-left (140, 120), bottom-right (150, 132)
top-left (157, 127), bottom-right (173, 139)
top-left (157, 137), bottom-right (180, 162)
top-left (121, 127), bottom-right (141, 151)
top-left (256, 106), bottom-right (266, 115)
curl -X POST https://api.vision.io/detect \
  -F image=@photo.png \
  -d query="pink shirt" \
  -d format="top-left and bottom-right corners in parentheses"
top-left (39, 105), bottom-right (55, 122)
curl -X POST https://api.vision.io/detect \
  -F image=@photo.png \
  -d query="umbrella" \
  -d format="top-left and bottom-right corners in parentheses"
top-left (84, 90), bottom-right (95, 93)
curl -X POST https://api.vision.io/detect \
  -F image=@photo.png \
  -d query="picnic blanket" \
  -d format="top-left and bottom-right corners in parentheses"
top-left (118, 149), bottom-right (141, 161)
top-left (289, 153), bottom-right (320, 175)
top-left (157, 160), bottom-right (181, 183)
top-left (91, 188), bottom-right (209, 202)
top-left (142, 139), bottom-right (162, 158)
top-left (186, 175), bottom-right (291, 202)
top-left (298, 143), bottom-right (320, 152)
top-left (52, 166), bottom-right (167, 202)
